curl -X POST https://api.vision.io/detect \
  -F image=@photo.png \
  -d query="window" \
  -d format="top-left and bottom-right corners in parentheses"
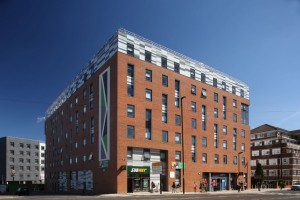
top-left (232, 86), bottom-right (236, 94)
top-left (162, 131), bottom-right (168, 142)
top-left (240, 89), bottom-right (244, 97)
top-left (127, 125), bottom-right (135, 138)
top-left (145, 69), bottom-right (152, 82)
top-left (202, 153), bottom-right (207, 163)
top-left (26, 144), bottom-right (31, 149)
top-left (19, 143), bottom-right (24, 148)
top-left (202, 105), bottom-right (207, 131)
top-left (127, 43), bottom-right (134, 56)
top-left (241, 104), bottom-right (249, 125)
top-left (214, 124), bottom-right (218, 148)
top-left (214, 93), bottom-right (218, 102)
top-left (201, 88), bottom-right (207, 98)
top-left (192, 118), bottom-right (197, 129)
top-left (162, 94), bottom-right (168, 123)
top-left (175, 80), bottom-right (180, 108)
top-left (252, 150), bottom-right (259, 156)
top-left (272, 148), bottom-right (280, 155)
top-left (146, 89), bottom-right (152, 101)
top-left (174, 62), bottom-right (180, 73)
top-left (10, 142), bottom-right (14, 147)
top-left (175, 151), bottom-right (181, 161)
top-left (191, 101), bottom-right (196, 112)
top-left (19, 158), bottom-right (24, 163)
top-left (223, 155), bottom-right (228, 164)
top-left (213, 78), bottom-right (218, 87)
top-left (161, 57), bottom-right (167, 68)
top-left (127, 104), bottom-right (135, 118)
top-left (222, 81), bottom-right (226, 91)
top-left (233, 99), bottom-right (237, 108)
top-left (145, 50), bottom-right (151, 62)
top-left (19, 151), bottom-right (24, 155)
top-left (83, 88), bottom-right (87, 99)
top-left (145, 109), bottom-right (152, 140)
top-left (127, 64), bottom-right (134, 97)
top-left (201, 73), bottom-right (206, 83)
top-left (202, 137), bottom-right (207, 147)
top-left (223, 96), bottom-right (227, 120)
top-left (162, 75), bottom-right (168, 86)
top-left (10, 150), bottom-right (14, 155)
top-left (175, 132), bottom-right (181, 144)
top-left (223, 125), bottom-right (227, 135)
top-left (10, 157), bottom-right (14, 163)
top-left (233, 156), bottom-right (237, 165)
top-left (192, 136), bottom-right (196, 162)
top-left (241, 143), bottom-right (245, 152)
top-left (233, 113), bottom-right (237, 122)
top-left (127, 147), bottom-right (133, 160)
top-left (191, 85), bottom-right (196, 95)
top-left (190, 68), bottom-right (195, 79)
top-left (90, 117), bottom-right (94, 144)
top-left (223, 140), bottom-right (227, 149)
top-left (175, 115), bottom-right (181, 126)
top-left (214, 154), bottom-right (219, 164)
top-left (214, 108), bottom-right (218, 118)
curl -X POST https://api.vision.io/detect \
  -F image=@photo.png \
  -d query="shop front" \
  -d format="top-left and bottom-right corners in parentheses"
top-left (127, 166), bottom-right (150, 193)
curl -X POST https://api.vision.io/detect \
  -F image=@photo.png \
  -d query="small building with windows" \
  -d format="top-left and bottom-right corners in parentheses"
top-left (0, 136), bottom-right (45, 185)
top-left (251, 124), bottom-right (300, 188)
top-left (45, 28), bottom-right (250, 194)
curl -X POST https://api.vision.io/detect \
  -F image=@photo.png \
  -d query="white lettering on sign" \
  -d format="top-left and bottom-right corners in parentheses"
top-left (130, 168), bottom-right (147, 173)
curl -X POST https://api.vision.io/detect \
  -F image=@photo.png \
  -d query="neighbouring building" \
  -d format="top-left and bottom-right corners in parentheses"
top-left (251, 124), bottom-right (300, 188)
top-left (0, 136), bottom-right (45, 185)
top-left (45, 28), bottom-right (250, 194)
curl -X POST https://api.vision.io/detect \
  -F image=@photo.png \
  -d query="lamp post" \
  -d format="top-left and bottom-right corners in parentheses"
top-left (180, 96), bottom-right (186, 194)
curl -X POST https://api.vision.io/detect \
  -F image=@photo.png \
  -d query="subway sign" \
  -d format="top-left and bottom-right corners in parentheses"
top-left (127, 166), bottom-right (150, 174)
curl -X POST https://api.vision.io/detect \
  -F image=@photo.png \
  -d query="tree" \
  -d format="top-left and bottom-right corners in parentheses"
top-left (254, 162), bottom-right (264, 190)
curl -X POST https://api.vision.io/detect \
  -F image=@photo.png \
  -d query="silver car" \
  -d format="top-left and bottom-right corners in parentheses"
top-left (291, 182), bottom-right (300, 190)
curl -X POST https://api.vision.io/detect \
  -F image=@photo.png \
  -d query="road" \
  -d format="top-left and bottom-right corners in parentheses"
top-left (1, 190), bottom-right (300, 200)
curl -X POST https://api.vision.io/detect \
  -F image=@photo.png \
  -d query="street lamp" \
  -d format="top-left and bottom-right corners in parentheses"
top-left (180, 96), bottom-right (186, 194)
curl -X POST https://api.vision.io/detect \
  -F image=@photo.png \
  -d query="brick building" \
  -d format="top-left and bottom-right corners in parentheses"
top-left (0, 136), bottom-right (45, 185)
top-left (251, 124), bottom-right (300, 187)
top-left (45, 28), bottom-right (250, 194)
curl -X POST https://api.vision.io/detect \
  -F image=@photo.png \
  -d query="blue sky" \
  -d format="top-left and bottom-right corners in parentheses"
top-left (1, 0), bottom-right (300, 141)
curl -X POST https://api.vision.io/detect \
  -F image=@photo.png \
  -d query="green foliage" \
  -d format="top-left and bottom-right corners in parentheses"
top-left (279, 179), bottom-right (285, 189)
top-left (255, 162), bottom-right (264, 179)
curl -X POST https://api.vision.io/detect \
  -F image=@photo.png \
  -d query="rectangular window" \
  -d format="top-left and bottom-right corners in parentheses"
top-left (146, 109), bottom-right (152, 140)
top-left (202, 137), bottom-right (207, 147)
top-left (202, 105), bottom-right (207, 131)
top-left (175, 151), bottom-right (181, 161)
top-left (241, 104), bottom-right (249, 125)
top-left (241, 129), bottom-right (245, 138)
top-left (233, 113), bottom-right (237, 123)
top-left (175, 115), bottom-right (181, 126)
top-left (162, 75), bottom-right (168, 86)
top-left (127, 64), bottom-right (134, 97)
top-left (233, 99), bottom-right (237, 108)
top-left (127, 125), bottom-right (135, 138)
top-left (191, 101), bottom-right (196, 112)
top-left (214, 93), bottom-right (218, 102)
top-left (233, 130), bottom-right (237, 151)
top-left (223, 155), bottom-right (228, 164)
top-left (146, 89), bottom-right (152, 101)
top-left (223, 140), bottom-right (227, 149)
top-left (214, 124), bottom-right (218, 148)
top-left (201, 88), bottom-right (207, 98)
top-left (241, 143), bottom-right (245, 152)
top-left (162, 94), bottom-right (168, 123)
top-left (192, 118), bottom-right (197, 129)
top-left (161, 57), bottom-right (167, 68)
top-left (162, 131), bottom-right (168, 142)
top-left (222, 81), bottom-right (226, 91)
top-left (143, 149), bottom-right (151, 161)
top-left (214, 108), bottom-right (218, 118)
top-left (175, 80), bottom-right (180, 108)
top-left (233, 156), bottom-right (237, 165)
top-left (242, 157), bottom-right (245, 165)
top-left (145, 69), bottom-right (152, 82)
top-left (127, 43), bottom-right (134, 56)
top-left (223, 96), bottom-right (227, 120)
top-left (190, 68), bottom-right (195, 79)
top-left (213, 78), bottom-right (218, 87)
top-left (174, 62), bottom-right (180, 73)
top-left (192, 136), bottom-right (196, 162)
top-left (191, 85), bottom-right (196, 95)
top-left (175, 132), bottom-right (181, 144)
top-left (201, 73), bottom-right (206, 83)
top-left (90, 117), bottom-right (94, 144)
top-left (214, 154), bottom-right (219, 164)
top-left (232, 86), bottom-right (236, 94)
top-left (223, 125), bottom-right (227, 135)
top-left (202, 153), bottom-right (207, 164)
top-left (127, 104), bottom-right (135, 118)
top-left (145, 50), bottom-right (151, 62)
top-left (240, 89), bottom-right (244, 97)
top-left (19, 143), bottom-right (24, 148)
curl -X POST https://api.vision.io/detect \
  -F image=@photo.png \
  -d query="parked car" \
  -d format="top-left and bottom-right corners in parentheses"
top-left (291, 182), bottom-right (300, 191)
top-left (0, 185), bottom-right (7, 194)
top-left (15, 187), bottom-right (30, 195)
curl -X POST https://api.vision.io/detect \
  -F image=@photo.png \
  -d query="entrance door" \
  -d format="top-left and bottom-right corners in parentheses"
top-left (133, 178), bottom-right (141, 192)
top-left (142, 178), bottom-right (149, 191)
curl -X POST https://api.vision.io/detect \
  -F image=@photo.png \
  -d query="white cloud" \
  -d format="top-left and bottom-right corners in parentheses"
top-left (36, 116), bottom-right (46, 123)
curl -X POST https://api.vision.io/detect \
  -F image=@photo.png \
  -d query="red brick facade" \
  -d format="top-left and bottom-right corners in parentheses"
top-left (45, 51), bottom-right (250, 194)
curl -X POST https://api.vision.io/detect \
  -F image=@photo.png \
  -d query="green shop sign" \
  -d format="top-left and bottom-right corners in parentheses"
top-left (127, 166), bottom-right (150, 174)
